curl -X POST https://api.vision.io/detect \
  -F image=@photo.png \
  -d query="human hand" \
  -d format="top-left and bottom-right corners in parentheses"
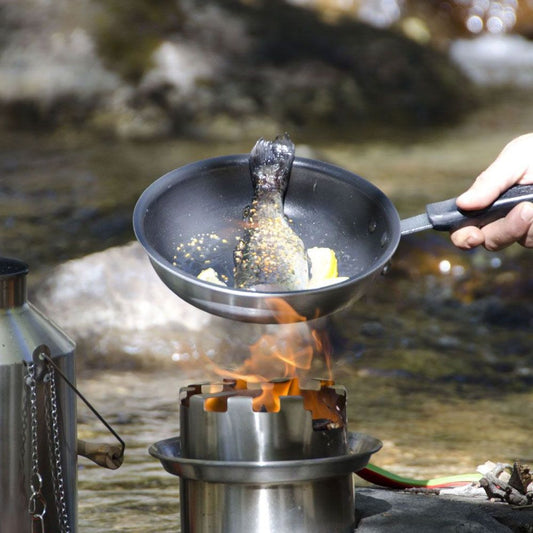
top-left (450, 133), bottom-right (533, 250)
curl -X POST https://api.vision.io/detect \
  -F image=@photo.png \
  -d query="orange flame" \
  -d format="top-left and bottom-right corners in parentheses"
top-left (197, 377), bottom-right (345, 427)
top-left (201, 299), bottom-right (335, 413)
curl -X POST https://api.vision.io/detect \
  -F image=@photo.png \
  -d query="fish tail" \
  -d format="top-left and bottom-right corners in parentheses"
top-left (249, 133), bottom-right (295, 194)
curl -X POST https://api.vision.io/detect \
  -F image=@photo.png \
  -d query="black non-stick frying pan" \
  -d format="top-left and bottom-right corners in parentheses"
top-left (133, 155), bottom-right (532, 323)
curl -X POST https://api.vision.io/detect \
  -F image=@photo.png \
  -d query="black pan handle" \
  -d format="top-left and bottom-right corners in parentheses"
top-left (428, 184), bottom-right (533, 231)
top-left (400, 184), bottom-right (533, 235)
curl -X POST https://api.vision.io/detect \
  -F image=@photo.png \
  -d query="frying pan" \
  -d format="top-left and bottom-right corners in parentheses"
top-left (133, 155), bottom-right (532, 323)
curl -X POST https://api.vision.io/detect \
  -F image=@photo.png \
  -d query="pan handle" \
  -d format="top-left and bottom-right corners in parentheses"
top-left (400, 184), bottom-right (533, 235)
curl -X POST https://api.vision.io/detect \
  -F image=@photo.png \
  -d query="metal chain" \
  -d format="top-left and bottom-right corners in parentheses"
top-left (20, 364), bottom-right (29, 495)
top-left (45, 367), bottom-right (71, 533)
top-left (25, 362), bottom-right (47, 533)
top-left (24, 345), bottom-right (122, 533)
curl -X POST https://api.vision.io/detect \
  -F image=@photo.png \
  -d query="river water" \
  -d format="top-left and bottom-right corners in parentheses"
top-left (2, 90), bottom-right (532, 531)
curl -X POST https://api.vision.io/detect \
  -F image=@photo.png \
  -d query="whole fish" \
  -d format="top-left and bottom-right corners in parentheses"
top-left (233, 134), bottom-right (309, 291)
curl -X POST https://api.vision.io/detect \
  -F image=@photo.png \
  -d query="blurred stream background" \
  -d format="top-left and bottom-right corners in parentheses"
top-left (1, 1), bottom-right (532, 531)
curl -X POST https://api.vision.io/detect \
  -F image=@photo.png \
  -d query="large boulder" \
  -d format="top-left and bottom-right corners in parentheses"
top-left (30, 242), bottom-right (222, 369)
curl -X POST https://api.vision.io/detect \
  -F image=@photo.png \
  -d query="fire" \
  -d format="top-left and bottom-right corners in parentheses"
top-left (199, 298), bottom-right (339, 420)
top-left (194, 377), bottom-right (345, 428)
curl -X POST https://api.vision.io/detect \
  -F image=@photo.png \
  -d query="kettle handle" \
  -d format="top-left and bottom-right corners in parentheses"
top-left (33, 345), bottom-right (125, 470)
top-left (77, 440), bottom-right (124, 470)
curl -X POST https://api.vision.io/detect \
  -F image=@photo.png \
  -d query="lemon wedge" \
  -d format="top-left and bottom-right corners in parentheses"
top-left (197, 267), bottom-right (227, 286)
top-left (308, 247), bottom-right (348, 289)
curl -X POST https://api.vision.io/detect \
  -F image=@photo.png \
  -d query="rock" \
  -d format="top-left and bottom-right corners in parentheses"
top-left (360, 321), bottom-right (386, 338)
top-left (0, 1), bottom-right (120, 126)
top-left (434, 335), bottom-right (461, 350)
top-left (355, 487), bottom-right (533, 532)
top-left (31, 242), bottom-right (218, 368)
top-left (450, 34), bottom-right (533, 88)
top-left (481, 298), bottom-right (533, 330)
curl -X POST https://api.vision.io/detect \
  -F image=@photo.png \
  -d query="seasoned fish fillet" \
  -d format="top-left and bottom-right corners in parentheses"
top-left (233, 134), bottom-right (309, 291)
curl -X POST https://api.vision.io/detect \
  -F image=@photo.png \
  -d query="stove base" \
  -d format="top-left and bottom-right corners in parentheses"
top-left (150, 432), bottom-right (381, 533)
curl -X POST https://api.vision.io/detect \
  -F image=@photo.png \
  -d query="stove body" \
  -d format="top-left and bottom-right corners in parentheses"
top-left (151, 380), bottom-right (381, 533)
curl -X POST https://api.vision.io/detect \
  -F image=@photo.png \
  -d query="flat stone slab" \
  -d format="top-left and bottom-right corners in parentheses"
top-left (355, 487), bottom-right (533, 532)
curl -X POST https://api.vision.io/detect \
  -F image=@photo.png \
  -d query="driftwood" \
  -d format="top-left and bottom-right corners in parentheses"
top-left (480, 462), bottom-right (533, 507)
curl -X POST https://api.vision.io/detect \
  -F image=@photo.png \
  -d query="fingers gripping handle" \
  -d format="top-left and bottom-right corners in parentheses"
top-left (427, 184), bottom-right (533, 231)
